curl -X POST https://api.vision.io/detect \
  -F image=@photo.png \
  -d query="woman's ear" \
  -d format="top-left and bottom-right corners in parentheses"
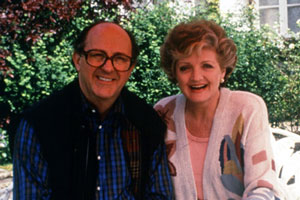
top-left (219, 68), bottom-right (226, 84)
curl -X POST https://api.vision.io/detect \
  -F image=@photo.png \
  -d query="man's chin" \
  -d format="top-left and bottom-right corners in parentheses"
top-left (94, 89), bottom-right (120, 101)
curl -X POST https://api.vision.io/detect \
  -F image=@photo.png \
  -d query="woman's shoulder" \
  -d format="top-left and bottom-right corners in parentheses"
top-left (222, 88), bottom-right (267, 109)
top-left (154, 94), bottom-right (179, 108)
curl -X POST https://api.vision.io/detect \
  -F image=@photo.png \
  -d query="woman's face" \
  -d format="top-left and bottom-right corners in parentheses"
top-left (175, 47), bottom-right (225, 106)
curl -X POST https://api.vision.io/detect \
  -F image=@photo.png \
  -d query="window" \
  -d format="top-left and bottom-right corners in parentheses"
top-left (258, 0), bottom-right (300, 34)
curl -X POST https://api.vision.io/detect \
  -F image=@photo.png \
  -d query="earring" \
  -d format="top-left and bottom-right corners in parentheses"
top-left (220, 78), bottom-right (224, 83)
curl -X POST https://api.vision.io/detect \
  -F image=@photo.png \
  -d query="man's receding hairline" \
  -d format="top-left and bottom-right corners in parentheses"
top-left (88, 22), bottom-right (130, 39)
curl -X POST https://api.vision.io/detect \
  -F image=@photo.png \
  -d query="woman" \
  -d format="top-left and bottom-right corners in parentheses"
top-left (155, 20), bottom-right (284, 199)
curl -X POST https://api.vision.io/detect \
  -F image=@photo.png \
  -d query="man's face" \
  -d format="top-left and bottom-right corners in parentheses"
top-left (73, 23), bottom-right (134, 109)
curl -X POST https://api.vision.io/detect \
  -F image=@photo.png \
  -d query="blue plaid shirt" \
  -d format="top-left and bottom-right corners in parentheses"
top-left (13, 95), bottom-right (173, 199)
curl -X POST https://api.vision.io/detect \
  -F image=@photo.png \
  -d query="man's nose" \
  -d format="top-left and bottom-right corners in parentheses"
top-left (101, 58), bottom-right (115, 72)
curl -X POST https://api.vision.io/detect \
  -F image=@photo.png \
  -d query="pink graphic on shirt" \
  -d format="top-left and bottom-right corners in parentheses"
top-left (154, 99), bottom-right (176, 133)
top-left (272, 159), bottom-right (276, 171)
top-left (252, 150), bottom-right (267, 165)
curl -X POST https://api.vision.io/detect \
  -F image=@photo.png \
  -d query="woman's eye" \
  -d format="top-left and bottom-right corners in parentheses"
top-left (179, 66), bottom-right (190, 72)
top-left (203, 64), bottom-right (213, 68)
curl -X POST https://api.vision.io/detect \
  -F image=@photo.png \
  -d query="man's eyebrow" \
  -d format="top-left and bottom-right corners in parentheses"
top-left (85, 49), bottom-right (105, 52)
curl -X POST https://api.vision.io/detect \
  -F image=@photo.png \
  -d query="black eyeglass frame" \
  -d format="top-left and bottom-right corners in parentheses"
top-left (81, 49), bottom-right (134, 72)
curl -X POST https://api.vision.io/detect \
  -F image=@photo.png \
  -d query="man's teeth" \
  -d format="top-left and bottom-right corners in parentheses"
top-left (98, 76), bottom-right (113, 81)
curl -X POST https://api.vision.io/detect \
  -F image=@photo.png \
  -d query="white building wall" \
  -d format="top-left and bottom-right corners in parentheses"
top-left (219, 0), bottom-right (249, 15)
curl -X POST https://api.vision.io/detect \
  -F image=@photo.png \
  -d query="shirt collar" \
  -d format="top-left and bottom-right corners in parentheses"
top-left (80, 91), bottom-right (125, 120)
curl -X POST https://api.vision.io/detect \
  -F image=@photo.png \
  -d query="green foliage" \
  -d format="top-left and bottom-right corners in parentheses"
top-left (274, 31), bottom-right (300, 131)
top-left (3, 34), bottom-right (76, 113)
top-left (123, 2), bottom-right (182, 104)
top-left (0, 128), bottom-right (11, 165)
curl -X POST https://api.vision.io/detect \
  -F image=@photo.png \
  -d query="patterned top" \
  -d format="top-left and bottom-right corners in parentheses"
top-left (13, 95), bottom-right (173, 200)
top-left (154, 88), bottom-right (285, 200)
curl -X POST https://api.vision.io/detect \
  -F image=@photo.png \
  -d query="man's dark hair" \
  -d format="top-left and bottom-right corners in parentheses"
top-left (73, 20), bottom-right (139, 64)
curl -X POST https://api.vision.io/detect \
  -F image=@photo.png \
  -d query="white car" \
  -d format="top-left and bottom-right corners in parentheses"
top-left (271, 127), bottom-right (300, 199)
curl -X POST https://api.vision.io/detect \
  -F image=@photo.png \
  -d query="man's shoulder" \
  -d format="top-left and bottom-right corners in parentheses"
top-left (121, 88), bottom-right (154, 113)
top-left (121, 88), bottom-right (166, 138)
top-left (122, 88), bottom-right (163, 119)
top-left (9, 80), bottom-right (80, 156)
top-left (23, 80), bottom-right (80, 119)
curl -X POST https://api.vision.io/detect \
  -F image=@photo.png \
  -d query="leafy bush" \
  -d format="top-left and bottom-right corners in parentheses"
top-left (4, 35), bottom-right (76, 113)
top-left (274, 30), bottom-right (300, 132)
top-left (123, 2), bottom-right (182, 104)
top-left (0, 128), bottom-right (10, 164)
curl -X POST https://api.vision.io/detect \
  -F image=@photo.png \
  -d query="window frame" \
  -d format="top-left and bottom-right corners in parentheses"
top-left (256, 0), bottom-right (300, 34)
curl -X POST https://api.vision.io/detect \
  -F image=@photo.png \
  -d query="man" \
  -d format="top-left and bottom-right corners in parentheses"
top-left (12, 21), bottom-right (173, 199)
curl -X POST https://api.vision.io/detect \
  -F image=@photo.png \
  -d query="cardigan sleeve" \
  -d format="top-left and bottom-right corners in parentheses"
top-left (239, 94), bottom-right (285, 199)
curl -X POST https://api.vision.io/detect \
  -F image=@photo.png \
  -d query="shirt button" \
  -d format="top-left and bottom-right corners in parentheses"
top-left (97, 186), bottom-right (101, 191)
top-left (92, 109), bottom-right (96, 113)
top-left (97, 155), bottom-right (101, 160)
top-left (98, 125), bottom-right (102, 129)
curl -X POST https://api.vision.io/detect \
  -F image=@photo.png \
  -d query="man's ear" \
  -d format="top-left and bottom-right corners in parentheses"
top-left (128, 63), bottom-right (135, 74)
top-left (72, 52), bottom-right (81, 72)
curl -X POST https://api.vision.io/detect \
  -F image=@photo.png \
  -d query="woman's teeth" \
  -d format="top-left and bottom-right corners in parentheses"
top-left (191, 85), bottom-right (206, 89)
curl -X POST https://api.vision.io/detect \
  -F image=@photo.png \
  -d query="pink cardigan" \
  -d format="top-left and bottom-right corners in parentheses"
top-left (154, 88), bottom-right (286, 200)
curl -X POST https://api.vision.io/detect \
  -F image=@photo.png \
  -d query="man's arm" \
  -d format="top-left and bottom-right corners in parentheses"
top-left (144, 142), bottom-right (174, 200)
top-left (13, 119), bottom-right (51, 200)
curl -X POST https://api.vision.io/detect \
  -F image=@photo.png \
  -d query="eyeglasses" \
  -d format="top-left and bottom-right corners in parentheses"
top-left (81, 50), bottom-right (133, 72)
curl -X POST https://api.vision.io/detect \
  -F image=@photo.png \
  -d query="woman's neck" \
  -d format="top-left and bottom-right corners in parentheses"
top-left (185, 91), bottom-right (221, 137)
